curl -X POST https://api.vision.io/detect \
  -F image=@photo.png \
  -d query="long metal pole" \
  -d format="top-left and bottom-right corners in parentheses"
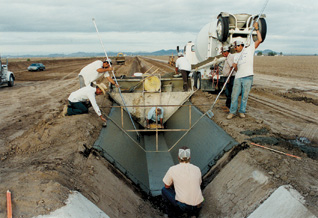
top-left (92, 18), bottom-right (140, 139)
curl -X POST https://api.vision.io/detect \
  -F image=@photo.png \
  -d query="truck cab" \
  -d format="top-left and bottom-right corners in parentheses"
top-left (0, 58), bottom-right (15, 87)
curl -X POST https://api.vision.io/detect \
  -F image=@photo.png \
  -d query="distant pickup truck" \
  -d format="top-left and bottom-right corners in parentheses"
top-left (0, 58), bottom-right (15, 87)
top-left (115, 53), bottom-right (125, 65)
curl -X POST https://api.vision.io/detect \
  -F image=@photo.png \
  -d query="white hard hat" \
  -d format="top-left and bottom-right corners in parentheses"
top-left (178, 52), bottom-right (184, 57)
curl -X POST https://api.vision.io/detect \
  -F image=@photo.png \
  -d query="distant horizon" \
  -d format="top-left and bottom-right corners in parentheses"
top-left (3, 48), bottom-right (317, 59)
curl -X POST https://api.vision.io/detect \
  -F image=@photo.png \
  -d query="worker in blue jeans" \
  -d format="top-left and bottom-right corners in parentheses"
top-left (227, 22), bottom-right (263, 119)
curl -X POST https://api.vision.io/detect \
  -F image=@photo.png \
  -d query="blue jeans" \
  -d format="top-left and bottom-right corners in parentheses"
top-left (230, 76), bottom-right (253, 114)
top-left (67, 101), bottom-right (89, 116)
top-left (161, 187), bottom-right (201, 217)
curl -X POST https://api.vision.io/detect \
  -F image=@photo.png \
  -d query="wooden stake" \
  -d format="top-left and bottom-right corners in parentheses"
top-left (250, 142), bottom-right (301, 160)
top-left (7, 190), bottom-right (12, 218)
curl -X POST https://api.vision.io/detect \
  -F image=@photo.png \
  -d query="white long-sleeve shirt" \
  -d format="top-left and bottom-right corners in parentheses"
top-left (78, 60), bottom-right (110, 86)
top-left (68, 86), bottom-right (102, 116)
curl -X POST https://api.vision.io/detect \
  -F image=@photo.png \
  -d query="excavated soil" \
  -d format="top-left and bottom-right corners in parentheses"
top-left (0, 56), bottom-right (317, 217)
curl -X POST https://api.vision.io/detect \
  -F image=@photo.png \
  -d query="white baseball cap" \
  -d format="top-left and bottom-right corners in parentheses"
top-left (222, 46), bottom-right (230, 52)
top-left (103, 58), bottom-right (112, 64)
top-left (178, 148), bottom-right (190, 160)
top-left (234, 40), bottom-right (244, 46)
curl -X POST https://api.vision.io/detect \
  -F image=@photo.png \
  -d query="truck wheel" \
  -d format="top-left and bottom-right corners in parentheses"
top-left (217, 17), bottom-right (229, 42)
top-left (8, 75), bottom-right (14, 87)
top-left (193, 72), bottom-right (201, 89)
top-left (259, 18), bottom-right (267, 42)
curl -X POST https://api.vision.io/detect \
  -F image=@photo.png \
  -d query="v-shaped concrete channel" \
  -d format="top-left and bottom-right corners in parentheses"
top-left (94, 101), bottom-right (238, 196)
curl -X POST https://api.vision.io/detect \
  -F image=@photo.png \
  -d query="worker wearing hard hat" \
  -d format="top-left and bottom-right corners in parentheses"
top-left (162, 146), bottom-right (203, 217)
top-left (78, 59), bottom-right (118, 88)
top-left (146, 107), bottom-right (164, 129)
top-left (63, 83), bottom-right (107, 123)
top-left (227, 22), bottom-right (262, 119)
top-left (175, 52), bottom-right (191, 91)
top-left (221, 46), bottom-right (236, 111)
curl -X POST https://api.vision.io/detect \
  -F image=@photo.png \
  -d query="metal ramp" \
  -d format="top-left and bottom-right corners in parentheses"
top-left (94, 102), bottom-right (238, 196)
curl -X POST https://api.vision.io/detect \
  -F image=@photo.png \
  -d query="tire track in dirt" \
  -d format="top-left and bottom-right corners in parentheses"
top-left (249, 94), bottom-right (318, 125)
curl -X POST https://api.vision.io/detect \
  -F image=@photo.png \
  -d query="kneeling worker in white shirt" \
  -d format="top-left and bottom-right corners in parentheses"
top-left (64, 83), bottom-right (107, 123)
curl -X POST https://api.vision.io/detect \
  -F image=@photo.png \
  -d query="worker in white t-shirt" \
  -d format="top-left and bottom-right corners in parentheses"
top-left (175, 53), bottom-right (191, 91)
top-left (78, 59), bottom-right (118, 88)
top-left (162, 146), bottom-right (203, 217)
top-left (227, 22), bottom-right (262, 120)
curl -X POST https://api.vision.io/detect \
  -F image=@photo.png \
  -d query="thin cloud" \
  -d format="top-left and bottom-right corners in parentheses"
top-left (0, 0), bottom-right (317, 55)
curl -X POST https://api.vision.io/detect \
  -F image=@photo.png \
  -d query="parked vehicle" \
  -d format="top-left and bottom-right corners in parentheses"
top-left (115, 53), bottom-right (125, 65)
top-left (180, 12), bottom-right (267, 91)
top-left (28, 63), bottom-right (45, 71)
top-left (0, 57), bottom-right (15, 87)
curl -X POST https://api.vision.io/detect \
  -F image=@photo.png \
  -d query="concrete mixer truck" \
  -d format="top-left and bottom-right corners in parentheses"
top-left (181, 12), bottom-right (267, 91)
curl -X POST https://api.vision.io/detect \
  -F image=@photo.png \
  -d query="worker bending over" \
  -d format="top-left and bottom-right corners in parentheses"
top-left (146, 107), bottom-right (164, 129)
top-left (78, 59), bottom-right (118, 88)
top-left (162, 146), bottom-right (203, 217)
top-left (63, 83), bottom-right (107, 123)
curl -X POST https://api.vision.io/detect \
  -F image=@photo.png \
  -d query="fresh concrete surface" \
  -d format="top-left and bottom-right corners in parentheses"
top-left (33, 191), bottom-right (109, 218)
top-left (248, 185), bottom-right (316, 218)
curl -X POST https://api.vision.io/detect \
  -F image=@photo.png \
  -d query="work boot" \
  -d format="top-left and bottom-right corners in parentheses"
top-left (239, 113), bottom-right (246, 118)
top-left (221, 106), bottom-right (230, 113)
top-left (227, 113), bottom-right (235, 120)
top-left (183, 82), bottom-right (189, 92)
top-left (62, 105), bottom-right (68, 117)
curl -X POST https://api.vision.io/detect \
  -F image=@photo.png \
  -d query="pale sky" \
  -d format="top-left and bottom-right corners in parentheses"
top-left (0, 0), bottom-right (317, 56)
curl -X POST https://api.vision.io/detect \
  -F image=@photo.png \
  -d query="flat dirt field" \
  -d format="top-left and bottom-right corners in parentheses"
top-left (0, 56), bottom-right (317, 217)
